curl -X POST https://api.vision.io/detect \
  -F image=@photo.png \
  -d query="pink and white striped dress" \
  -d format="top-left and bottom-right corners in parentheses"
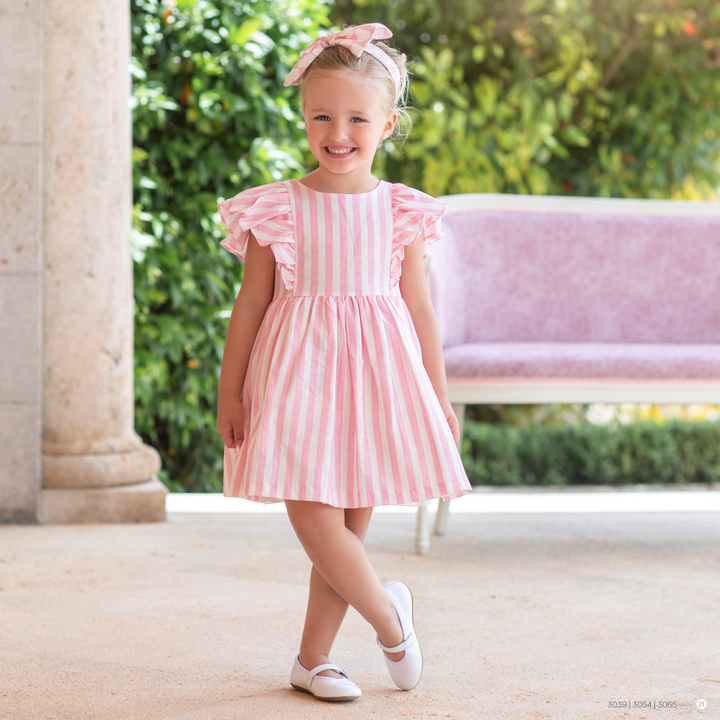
top-left (218, 178), bottom-right (472, 507)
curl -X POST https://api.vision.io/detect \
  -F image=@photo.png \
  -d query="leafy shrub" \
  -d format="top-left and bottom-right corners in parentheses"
top-left (462, 419), bottom-right (720, 486)
top-left (334, 0), bottom-right (720, 199)
top-left (131, 0), bottom-right (331, 491)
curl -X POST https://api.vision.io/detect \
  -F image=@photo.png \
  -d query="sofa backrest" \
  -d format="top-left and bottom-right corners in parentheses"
top-left (430, 202), bottom-right (720, 347)
top-left (428, 221), bottom-right (467, 348)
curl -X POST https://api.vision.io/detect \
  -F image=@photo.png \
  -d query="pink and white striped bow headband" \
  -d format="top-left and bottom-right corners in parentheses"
top-left (283, 23), bottom-right (400, 91)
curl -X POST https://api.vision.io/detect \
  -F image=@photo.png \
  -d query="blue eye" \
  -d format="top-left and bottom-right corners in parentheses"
top-left (351, 117), bottom-right (366, 123)
top-left (315, 115), bottom-right (330, 121)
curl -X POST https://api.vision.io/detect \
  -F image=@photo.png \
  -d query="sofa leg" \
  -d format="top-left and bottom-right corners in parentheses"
top-left (416, 504), bottom-right (430, 555)
top-left (434, 498), bottom-right (451, 536)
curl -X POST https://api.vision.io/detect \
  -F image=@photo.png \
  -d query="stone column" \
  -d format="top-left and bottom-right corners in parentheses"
top-left (0, 1), bottom-right (43, 523)
top-left (39, 0), bottom-right (166, 522)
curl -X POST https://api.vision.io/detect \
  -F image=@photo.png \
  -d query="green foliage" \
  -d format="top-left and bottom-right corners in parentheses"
top-left (132, 0), bottom-right (719, 492)
top-left (462, 419), bottom-right (720, 486)
top-left (334, 0), bottom-right (720, 199)
top-left (131, 0), bottom-right (331, 491)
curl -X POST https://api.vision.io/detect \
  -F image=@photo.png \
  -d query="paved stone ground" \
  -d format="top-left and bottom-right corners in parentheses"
top-left (1, 508), bottom-right (719, 719)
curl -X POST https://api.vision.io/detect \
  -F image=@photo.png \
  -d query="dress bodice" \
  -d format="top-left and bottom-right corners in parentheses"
top-left (218, 178), bottom-right (446, 302)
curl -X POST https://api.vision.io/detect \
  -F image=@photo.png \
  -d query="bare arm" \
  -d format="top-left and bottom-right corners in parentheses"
top-left (398, 238), bottom-right (460, 445)
top-left (216, 232), bottom-right (276, 448)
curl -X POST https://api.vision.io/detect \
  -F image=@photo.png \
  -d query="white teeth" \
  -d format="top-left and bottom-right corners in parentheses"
top-left (326, 147), bottom-right (354, 155)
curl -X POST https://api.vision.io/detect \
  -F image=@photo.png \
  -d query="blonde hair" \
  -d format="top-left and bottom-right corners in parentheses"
top-left (298, 39), bottom-right (412, 142)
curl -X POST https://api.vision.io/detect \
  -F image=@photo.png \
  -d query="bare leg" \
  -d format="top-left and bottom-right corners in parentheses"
top-left (297, 508), bottom-right (372, 679)
top-left (286, 501), bottom-right (405, 679)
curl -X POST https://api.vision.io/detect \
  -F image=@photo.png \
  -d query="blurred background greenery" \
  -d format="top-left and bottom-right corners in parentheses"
top-left (335, 0), bottom-right (720, 198)
top-left (131, 0), bottom-right (720, 492)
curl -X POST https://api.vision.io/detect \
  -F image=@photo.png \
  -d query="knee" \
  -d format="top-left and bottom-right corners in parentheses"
top-left (287, 502), bottom-right (340, 552)
top-left (293, 519), bottom-right (326, 551)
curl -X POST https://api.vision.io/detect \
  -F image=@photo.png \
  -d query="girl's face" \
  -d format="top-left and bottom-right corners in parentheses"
top-left (302, 72), bottom-right (397, 183)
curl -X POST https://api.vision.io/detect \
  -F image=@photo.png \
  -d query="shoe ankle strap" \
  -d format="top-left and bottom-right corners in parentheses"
top-left (307, 663), bottom-right (348, 685)
top-left (376, 630), bottom-right (414, 654)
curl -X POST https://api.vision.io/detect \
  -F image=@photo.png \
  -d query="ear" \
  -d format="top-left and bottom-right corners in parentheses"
top-left (381, 110), bottom-right (399, 140)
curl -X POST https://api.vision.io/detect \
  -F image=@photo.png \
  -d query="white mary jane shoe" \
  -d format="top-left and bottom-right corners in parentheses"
top-left (377, 581), bottom-right (423, 690)
top-left (290, 654), bottom-right (362, 702)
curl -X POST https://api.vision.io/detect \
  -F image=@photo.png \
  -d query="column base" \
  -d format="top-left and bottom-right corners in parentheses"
top-left (39, 477), bottom-right (167, 524)
top-left (42, 443), bottom-right (162, 488)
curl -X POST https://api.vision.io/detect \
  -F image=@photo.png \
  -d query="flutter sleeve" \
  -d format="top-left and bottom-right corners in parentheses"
top-left (217, 181), bottom-right (296, 291)
top-left (389, 184), bottom-right (447, 289)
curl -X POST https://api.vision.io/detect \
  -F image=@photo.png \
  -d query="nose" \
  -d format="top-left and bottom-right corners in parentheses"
top-left (327, 119), bottom-right (349, 142)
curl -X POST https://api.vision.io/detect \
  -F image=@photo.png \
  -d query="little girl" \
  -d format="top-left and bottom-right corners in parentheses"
top-left (216, 23), bottom-right (472, 702)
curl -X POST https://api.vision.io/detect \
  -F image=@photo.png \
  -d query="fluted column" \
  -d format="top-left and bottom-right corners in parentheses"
top-left (40, 0), bottom-right (165, 522)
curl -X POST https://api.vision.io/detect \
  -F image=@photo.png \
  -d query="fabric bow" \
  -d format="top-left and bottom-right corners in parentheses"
top-left (284, 23), bottom-right (400, 90)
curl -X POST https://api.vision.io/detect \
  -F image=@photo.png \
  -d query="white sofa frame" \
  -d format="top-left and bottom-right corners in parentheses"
top-left (415, 192), bottom-right (720, 556)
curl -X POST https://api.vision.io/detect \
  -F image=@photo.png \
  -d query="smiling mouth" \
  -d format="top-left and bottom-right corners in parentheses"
top-left (324, 146), bottom-right (357, 157)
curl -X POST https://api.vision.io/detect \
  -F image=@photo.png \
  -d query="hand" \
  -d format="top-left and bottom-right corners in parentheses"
top-left (439, 396), bottom-right (461, 446)
top-left (217, 394), bottom-right (245, 449)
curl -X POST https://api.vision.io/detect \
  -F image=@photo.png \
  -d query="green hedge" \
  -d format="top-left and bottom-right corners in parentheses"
top-left (462, 419), bottom-right (720, 486)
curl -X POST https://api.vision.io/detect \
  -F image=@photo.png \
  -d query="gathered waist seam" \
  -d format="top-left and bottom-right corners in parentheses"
top-left (271, 293), bottom-right (403, 302)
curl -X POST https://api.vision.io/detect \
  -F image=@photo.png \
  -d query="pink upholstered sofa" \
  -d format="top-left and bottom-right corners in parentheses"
top-left (415, 193), bottom-right (720, 555)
